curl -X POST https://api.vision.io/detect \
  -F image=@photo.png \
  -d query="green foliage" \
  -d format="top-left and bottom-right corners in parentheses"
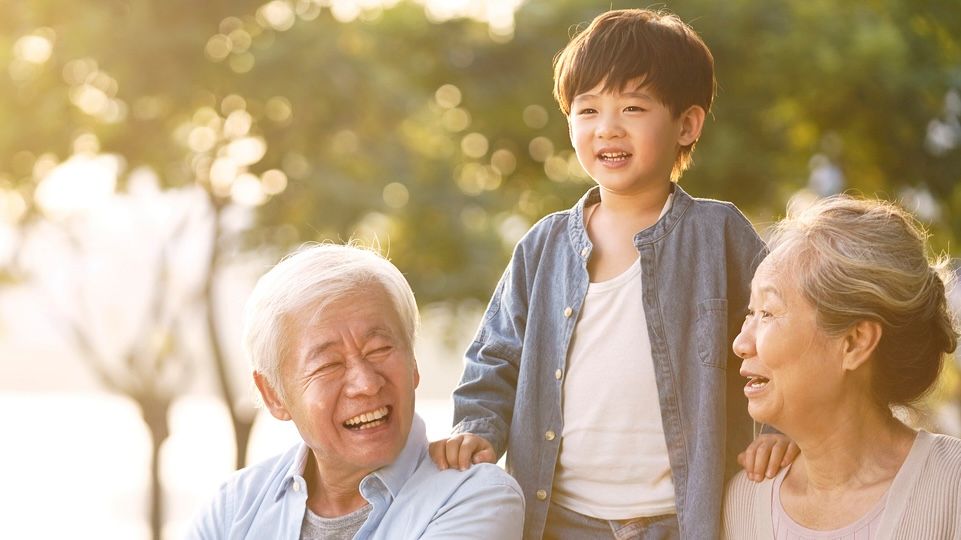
top-left (2, 0), bottom-right (960, 304)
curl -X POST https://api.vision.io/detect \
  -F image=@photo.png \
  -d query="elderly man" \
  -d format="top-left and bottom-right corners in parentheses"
top-left (188, 244), bottom-right (524, 539)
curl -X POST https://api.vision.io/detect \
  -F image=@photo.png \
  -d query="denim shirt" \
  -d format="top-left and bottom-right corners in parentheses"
top-left (188, 414), bottom-right (525, 540)
top-left (452, 184), bottom-right (766, 539)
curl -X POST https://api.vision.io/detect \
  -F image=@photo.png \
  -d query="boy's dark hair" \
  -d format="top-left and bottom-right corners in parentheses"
top-left (553, 9), bottom-right (715, 178)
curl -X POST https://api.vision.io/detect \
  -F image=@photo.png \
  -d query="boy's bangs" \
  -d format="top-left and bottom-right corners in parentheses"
top-left (565, 29), bottom-right (674, 109)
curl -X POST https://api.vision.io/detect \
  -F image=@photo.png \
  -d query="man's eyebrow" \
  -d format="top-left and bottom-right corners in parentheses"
top-left (365, 326), bottom-right (396, 341)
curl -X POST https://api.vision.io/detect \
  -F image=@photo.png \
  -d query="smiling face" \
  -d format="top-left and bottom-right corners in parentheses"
top-left (255, 285), bottom-right (419, 484)
top-left (732, 254), bottom-right (847, 431)
top-left (568, 79), bottom-right (702, 192)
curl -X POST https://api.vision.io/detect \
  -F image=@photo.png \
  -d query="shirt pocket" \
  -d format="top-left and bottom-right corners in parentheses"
top-left (696, 298), bottom-right (728, 369)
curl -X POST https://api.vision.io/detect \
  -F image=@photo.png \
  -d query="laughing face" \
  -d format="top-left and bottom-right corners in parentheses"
top-left (256, 285), bottom-right (419, 484)
top-left (568, 79), bottom-right (699, 194)
top-left (732, 254), bottom-right (846, 430)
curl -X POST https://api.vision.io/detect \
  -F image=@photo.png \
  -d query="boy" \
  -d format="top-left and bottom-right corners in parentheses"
top-left (431, 9), bottom-right (794, 538)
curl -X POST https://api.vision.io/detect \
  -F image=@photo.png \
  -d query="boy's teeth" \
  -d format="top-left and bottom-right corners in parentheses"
top-left (344, 406), bottom-right (389, 427)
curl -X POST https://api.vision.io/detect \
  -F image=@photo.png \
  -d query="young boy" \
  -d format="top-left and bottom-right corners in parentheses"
top-left (431, 9), bottom-right (794, 538)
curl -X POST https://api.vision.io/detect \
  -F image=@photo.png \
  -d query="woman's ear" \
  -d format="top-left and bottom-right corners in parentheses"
top-left (677, 105), bottom-right (706, 146)
top-left (254, 371), bottom-right (292, 421)
top-left (841, 320), bottom-right (883, 372)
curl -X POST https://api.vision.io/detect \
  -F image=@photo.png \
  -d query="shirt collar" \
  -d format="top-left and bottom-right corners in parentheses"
top-left (366, 413), bottom-right (427, 499)
top-left (568, 183), bottom-right (692, 251)
top-left (276, 413), bottom-right (428, 502)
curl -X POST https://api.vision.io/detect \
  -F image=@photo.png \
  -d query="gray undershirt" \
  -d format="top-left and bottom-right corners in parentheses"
top-left (299, 504), bottom-right (372, 540)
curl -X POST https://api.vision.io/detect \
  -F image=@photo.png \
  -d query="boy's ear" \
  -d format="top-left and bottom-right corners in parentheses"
top-left (840, 320), bottom-right (883, 372)
top-left (254, 370), bottom-right (292, 421)
top-left (677, 105), bottom-right (706, 146)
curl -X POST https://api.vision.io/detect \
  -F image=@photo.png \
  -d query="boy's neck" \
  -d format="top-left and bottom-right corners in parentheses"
top-left (595, 181), bottom-right (673, 218)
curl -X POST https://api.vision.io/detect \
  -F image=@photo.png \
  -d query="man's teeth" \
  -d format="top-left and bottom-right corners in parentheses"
top-left (748, 377), bottom-right (769, 388)
top-left (599, 152), bottom-right (630, 161)
top-left (344, 406), bottom-right (389, 429)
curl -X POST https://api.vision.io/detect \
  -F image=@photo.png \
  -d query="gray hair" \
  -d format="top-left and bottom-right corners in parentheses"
top-left (767, 195), bottom-right (957, 407)
top-left (242, 242), bottom-right (419, 400)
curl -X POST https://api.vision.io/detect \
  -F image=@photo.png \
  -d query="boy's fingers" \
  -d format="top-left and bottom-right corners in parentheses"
top-left (742, 445), bottom-right (757, 481)
top-left (751, 442), bottom-right (771, 482)
top-left (428, 440), bottom-right (448, 469)
top-left (766, 443), bottom-right (788, 478)
top-left (736, 450), bottom-right (747, 469)
top-left (473, 447), bottom-right (496, 464)
top-left (782, 442), bottom-right (801, 466)
top-left (445, 437), bottom-right (464, 469)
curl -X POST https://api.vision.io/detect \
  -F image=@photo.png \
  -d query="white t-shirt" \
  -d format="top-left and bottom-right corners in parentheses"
top-left (551, 198), bottom-right (675, 520)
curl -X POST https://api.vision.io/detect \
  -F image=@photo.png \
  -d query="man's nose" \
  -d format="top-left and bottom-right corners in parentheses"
top-left (344, 360), bottom-right (385, 397)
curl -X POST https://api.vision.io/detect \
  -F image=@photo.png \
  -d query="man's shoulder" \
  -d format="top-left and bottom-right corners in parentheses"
top-left (219, 443), bottom-right (302, 499)
top-left (404, 456), bottom-right (522, 500)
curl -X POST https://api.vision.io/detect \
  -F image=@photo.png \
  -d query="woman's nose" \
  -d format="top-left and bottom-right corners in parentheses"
top-left (732, 322), bottom-right (755, 360)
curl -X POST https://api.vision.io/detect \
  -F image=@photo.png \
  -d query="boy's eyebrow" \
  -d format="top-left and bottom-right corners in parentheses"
top-left (572, 90), bottom-right (655, 102)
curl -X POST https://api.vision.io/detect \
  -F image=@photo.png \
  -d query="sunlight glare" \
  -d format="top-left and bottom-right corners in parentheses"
top-left (35, 154), bottom-right (120, 219)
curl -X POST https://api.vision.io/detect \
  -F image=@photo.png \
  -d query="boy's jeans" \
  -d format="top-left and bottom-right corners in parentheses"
top-left (544, 501), bottom-right (680, 540)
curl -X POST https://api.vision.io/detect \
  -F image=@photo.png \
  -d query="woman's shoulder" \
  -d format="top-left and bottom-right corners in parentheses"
top-left (923, 431), bottom-right (961, 475)
top-left (722, 470), bottom-right (770, 538)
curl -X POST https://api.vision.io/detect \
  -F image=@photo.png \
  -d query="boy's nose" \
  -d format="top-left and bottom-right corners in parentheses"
top-left (596, 117), bottom-right (625, 138)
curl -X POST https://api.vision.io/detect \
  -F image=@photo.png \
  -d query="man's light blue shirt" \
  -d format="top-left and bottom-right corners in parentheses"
top-left (188, 413), bottom-right (524, 539)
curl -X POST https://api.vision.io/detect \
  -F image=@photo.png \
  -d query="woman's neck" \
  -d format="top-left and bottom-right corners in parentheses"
top-left (788, 406), bottom-right (915, 493)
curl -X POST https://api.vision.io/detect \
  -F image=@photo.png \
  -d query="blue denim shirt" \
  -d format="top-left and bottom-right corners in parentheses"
top-left (452, 185), bottom-right (765, 539)
top-left (188, 414), bottom-right (524, 539)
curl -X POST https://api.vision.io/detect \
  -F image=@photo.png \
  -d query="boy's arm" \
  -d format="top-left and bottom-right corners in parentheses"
top-left (449, 246), bottom-right (529, 459)
top-left (723, 209), bottom-right (769, 480)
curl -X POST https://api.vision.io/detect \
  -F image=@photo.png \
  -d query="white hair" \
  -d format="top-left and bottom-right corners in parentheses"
top-left (242, 242), bottom-right (419, 400)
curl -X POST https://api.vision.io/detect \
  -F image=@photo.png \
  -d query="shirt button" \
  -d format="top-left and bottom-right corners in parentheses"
top-left (580, 247), bottom-right (589, 258)
top-left (536, 489), bottom-right (548, 501)
top-left (563, 306), bottom-right (573, 318)
top-left (545, 430), bottom-right (556, 441)
top-left (292, 481), bottom-right (301, 492)
top-left (554, 369), bottom-right (562, 380)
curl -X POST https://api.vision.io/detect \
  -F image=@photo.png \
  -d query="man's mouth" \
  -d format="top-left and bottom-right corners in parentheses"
top-left (343, 406), bottom-right (391, 431)
top-left (745, 376), bottom-right (770, 390)
top-left (598, 151), bottom-right (631, 162)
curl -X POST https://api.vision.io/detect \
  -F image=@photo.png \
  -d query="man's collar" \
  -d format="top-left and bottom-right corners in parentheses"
top-left (366, 413), bottom-right (426, 499)
top-left (276, 413), bottom-right (428, 502)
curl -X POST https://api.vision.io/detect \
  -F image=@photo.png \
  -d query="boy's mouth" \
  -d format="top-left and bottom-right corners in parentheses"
top-left (598, 151), bottom-right (631, 163)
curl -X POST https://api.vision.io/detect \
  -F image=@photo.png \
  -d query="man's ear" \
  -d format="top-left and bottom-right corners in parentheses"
top-left (677, 105), bottom-right (706, 147)
top-left (253, 371), bottom-right (291, 421)
top-left (841, 320), bottom-right (883, 372)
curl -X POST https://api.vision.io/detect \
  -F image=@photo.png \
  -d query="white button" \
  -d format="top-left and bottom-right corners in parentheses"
top-left (563, 306), bottom-right (573, 318)
top-left (536, 489), bottom-right (548, 501)
top-left (292, 481), bottom-right (301, 492)
top-left (554, 369), bottom-right (562, 380)
top-left (580, 247), bottom-right (589, 257)
top-left (545, 430), bottom-right (556, 441)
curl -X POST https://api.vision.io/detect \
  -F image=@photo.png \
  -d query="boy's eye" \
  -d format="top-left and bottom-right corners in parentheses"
top-left (577, 107), bottom-right (597, 115)
top-left (624, 106), bottom-right (645, 112)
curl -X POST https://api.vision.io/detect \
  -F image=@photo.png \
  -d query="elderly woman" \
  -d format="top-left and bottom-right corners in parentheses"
top-left (722, 196), bottom-right (961, 539)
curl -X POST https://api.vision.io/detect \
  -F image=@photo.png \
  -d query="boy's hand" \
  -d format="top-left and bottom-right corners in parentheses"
top-left (428, 434), bottom-right (496, 471)
top-left (737, 434), bottom-right (800, 482)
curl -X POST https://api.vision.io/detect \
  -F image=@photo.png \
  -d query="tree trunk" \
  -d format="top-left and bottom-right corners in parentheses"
top-left (233, 414), bottom-right (255, 469)
top-left (142, 396), bottom-right (170, 540)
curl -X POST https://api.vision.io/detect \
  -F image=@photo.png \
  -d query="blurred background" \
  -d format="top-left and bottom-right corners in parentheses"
top-left (1, 0), bottom-right (960, 538)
